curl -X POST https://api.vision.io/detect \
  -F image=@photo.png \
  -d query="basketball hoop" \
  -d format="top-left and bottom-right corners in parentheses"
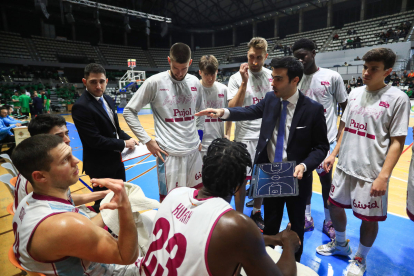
top-left (128, 59), bottom-right (136, 69)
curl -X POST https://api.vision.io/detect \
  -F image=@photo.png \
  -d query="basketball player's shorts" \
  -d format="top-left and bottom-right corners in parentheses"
top-left (157, 148), bottom-right (203, 201)
top-left (329, 168), bottom-right (388, 221)
top-left (239, 139), bottom-right (258, 180)
top-left (112, 258), bottom-right (142, 276)
top-left (407, 153), bottom-right (414, 221)
top-left (316, 141), bottom-right (337, 176)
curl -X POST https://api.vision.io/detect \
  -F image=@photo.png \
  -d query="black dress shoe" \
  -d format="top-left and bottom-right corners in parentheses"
top-left (250, 210), bottom-right (265, 231)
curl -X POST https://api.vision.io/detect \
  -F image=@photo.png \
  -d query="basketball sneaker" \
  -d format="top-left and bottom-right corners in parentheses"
top-left (322, 220), bottom-right (336, 240)
top-left (304, 216), bottom-right (314, 231)
top-left (250, 210), bottom-right (264, 231)
top-left (345, 256), bottom-right (366, 276)
top-left (245, 199), bottom-right (254, 207)
top-left (316, 239), bottom-right (352, 256)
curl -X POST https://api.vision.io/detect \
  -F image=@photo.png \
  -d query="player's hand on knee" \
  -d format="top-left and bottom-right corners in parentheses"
top-left (90, 178), bottom-right (129, 210)
top-left (370, 176), bottom-right (387, 197)
top-left (293, 164), bottom-right (305, 179)
top-left (323, 155), bottom-right (335, 173)
top-left (195, 108), bottom-right (224, 118)
top-left (146, 139), bottom-right (168, 162)
top-left (281, 223), bottom-right (301, 253)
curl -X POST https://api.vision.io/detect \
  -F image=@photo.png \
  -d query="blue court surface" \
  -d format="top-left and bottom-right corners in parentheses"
top-left (66, 122), bottom-right (414, 276)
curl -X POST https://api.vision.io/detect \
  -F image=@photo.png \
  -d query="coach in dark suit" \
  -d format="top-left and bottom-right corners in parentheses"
top-left (196, 57), bottom-right (329, 261)
top-left (72, 63), bottom-right (138, 211)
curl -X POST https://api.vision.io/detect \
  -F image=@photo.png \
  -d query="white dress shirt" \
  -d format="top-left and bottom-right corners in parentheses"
top-left (222, 89), bottom-right (306, 171)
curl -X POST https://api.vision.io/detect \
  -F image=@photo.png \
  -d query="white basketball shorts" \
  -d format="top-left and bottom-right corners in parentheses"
top-left (329, 168), bottom-right (388, 221)
top-left (157, 149), bottom-right (203, 201)
top-left (407, 152), bottom-right (414, 221)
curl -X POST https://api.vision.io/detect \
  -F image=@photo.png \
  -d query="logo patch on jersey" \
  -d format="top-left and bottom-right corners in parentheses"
top-left (171, 203), bottom-right (193, 224)
top-left (19, 207), bottom-right (26, 221)
top-left (159, 88), bottom-right (169, 91)
top-left (269, 78), bottom-right (273, 82)
top-left (165, 108), bottom-right (194, 123)
top-left (345, 119), bottom-right (375, 140)
top-left (379, 101), bottom-right (390, 108)
top-left (218, 94), bottom-right (224, 98)
top-left (191, 87), bottom-right (197, 91)
top-left (253, 96), bottom-right (264, 104)
top-left (353, 199), bottom-right (379, 209)
top-left (321, 81), bottom-right (330, 86)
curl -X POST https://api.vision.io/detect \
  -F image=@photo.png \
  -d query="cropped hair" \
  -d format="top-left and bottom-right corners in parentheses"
top-left (199, 55), bottom-right (219, 74)
top-left (362, 48), bottom-right (396, 70)
top-left (0, 105), bottom-right (9, 112)
top-left (12, 134), bottom-right (63, 185)
top-left (28, 114), bottom-right (66, 136)
top-left (202, 138), bottom-right (252, 198)
top-left (170, 43), bottom-right (191, 63)
top-left (248, 37), bottom-right (268, 53)
top-left (84, 63), bottom-right (106, 79)
top-left (270, 57), bottom-right (304, 83)
top-left (291, 38), bottom-right (317, 52)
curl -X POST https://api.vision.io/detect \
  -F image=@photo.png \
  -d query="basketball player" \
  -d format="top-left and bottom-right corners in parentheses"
top-left (198, 55), bottom-right (232, 158)
top-left (317, 48), bottom-right (410, 276)
top-left (124, 43), bottom-right (205, 202)
top-left (12, 135), bottom-right (140, 275)
top-left (227, 37), bottom-right (272, 229)
top-left (13, 114), bottom-right (108, 213)
top-left (407, 131), bottom-right (414, 221)
top-left (292, 38), bottom-right (348, 238)
top-left (140, 138), bottom-right (301, 276)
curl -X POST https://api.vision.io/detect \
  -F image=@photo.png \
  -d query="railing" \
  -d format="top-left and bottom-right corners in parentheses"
top-left (327, 59), bottom-right (408, 74)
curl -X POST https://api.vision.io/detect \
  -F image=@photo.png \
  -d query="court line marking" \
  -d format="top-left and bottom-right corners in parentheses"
top-left (127, 165), bottom-right (157, 182)
top-left (401, 142), bottom-right (413, 155)
top-left (125, 154), bottom-right (151, 171)
top-left (125, 160), bottom-right (156, 168)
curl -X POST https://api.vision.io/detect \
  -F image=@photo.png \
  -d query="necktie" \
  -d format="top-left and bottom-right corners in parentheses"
top-left (274, 100), bottom-right (289, 162)
top-left (98, 97), bottom-right (111, 118)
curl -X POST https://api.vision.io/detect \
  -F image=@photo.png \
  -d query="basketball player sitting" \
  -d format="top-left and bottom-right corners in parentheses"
top-left (13, 114), bottom-right (109, 214)
top-left (140, 138), bottom-right (303, 276)
top-left (12, 134), bottom-right (141, 275)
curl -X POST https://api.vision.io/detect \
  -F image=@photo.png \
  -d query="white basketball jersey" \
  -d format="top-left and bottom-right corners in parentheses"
top-left (12, 193), bottom-right (115, 276)
top-left (140, 187), bottom-right (232, 276)
top-left (13, 174), bottom-right (74, 213)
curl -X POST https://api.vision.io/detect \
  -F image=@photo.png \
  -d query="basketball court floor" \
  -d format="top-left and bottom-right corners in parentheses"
top-left (0, 110), bottom-right (413, 275)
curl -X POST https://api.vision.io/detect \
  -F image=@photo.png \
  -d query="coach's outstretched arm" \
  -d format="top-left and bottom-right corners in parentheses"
top-left (124, 79), bottom-right (168, 161)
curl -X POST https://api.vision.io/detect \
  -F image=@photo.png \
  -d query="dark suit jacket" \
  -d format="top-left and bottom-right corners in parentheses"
top-left (72, 90), bottom-right (131, 177)
top-left (224, 91), bottom-right (329, 178)
top-left (32, 97), bottom-right (43, 110)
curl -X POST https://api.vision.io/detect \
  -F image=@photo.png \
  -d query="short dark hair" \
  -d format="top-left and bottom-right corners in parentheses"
top-left (362, 48), bottom-right (396, 70)
top-left (199, 55), bottom-right (219, 74)
top-left (28, 114), bottom-right (66, 136)
top-left (84, 63), bottom-right (106, 79)
top-left (12, 134), bottom-right (63, 185)
top-left (0, 106), bottom-right (9, 112)
top-left (292, 38), bottom-right (317, 52)
top-left (202, 138), bottom-right (252, 198)
top-left (270, 57), bottom-right (304, 83)
top-left (170, 43), bottom-right (191, 63)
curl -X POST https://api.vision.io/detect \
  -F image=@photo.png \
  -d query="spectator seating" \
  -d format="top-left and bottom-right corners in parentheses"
top-left (191, 45), bottom-right (233, 65)
top-left (148, 48), bottom-right (170, 68)
top-left (0, 31), bottom-right (31, 60)
top-left (326, 10), bottom-right (414, 51)
top-left (99, 44), bottom-right (150, 67)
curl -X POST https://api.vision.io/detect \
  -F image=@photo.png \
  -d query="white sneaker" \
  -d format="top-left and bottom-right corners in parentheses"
top-left (316, 239), bottom-right (352, 256)
top-left (345, 256), bottom-right (366, 276)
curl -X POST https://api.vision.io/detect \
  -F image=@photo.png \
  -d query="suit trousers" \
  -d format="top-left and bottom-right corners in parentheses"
top-left (263, 173), bottom-right (313, 262)
top-left (88, 161), bottom-right (126, 212)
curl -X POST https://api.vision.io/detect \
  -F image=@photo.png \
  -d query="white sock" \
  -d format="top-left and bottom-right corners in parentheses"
top-left (305, 204), bottom-right (311, 220)
top-left (335, 230), bottom-right (346, 245)
top-left (252, 207), bottom-right (261, 214)
top-left (356, 243), bottom-right (371, 262)
top-left (324, 208), bottom-right (331, 222)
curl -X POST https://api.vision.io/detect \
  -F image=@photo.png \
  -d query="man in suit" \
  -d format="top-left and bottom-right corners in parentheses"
top-left (72, 63), bottom-right (138, 211)
top-left (196, 56), bottom-right (329, 261)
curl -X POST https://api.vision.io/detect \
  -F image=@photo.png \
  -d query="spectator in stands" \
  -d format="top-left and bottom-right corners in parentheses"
top-left (379, 19), bottom-right (387, 27)
top-left (387, 27), bottom-right (394, 37)
top-left (0, 106), bottom-right (20, 155)
top-left (409, 80), bottom-right (414, 89)
top-left (350, 77), bottom-right (356, 87)
top-left (11, 91), bottom-right (20, 112)
top-left (396, 83), bottom-right (402, 90)
top-left (379, 32), bottom-right (387, 43)
top-left (347, 38), bottom-right (353, 47)
top-left (284, 45), bottom-right (288, 56)
top-left (355, 56), bottom-right (361, 61)
top-left (342, 39), bottom-right (347, 50)
top-left (343, 62), bottom-right (349, 67)
top-left (402, 70), bottom-right (408, 79)
top-left (392, 75), bottom-right (400, 86)
top-left (390, 71), bottom-right (397, 81)
top-left (400, 29), bottom-right (407, 38)
top-left (352, 29), bottom-right (357, 34)
top-left (393, 30), bottom-right (401, 41)
top-left (346, 84), bottom-right (352, 94)
top-left (356, 76), bottom-right (363, 86)
top-left (288, 44), bottom-right (292, 56)
top-left (408, 70), bottom-right (414, 79)
top-left (347, 29), bottom-right (352, 35)
top-left (333, 33), bottom-right (339, 40)
top-left (354, 36), bottom-right (362, 48)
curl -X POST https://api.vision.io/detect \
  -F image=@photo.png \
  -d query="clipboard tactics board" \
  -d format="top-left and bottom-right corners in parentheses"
top-left (249, 161), bottom-right (299, 198)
